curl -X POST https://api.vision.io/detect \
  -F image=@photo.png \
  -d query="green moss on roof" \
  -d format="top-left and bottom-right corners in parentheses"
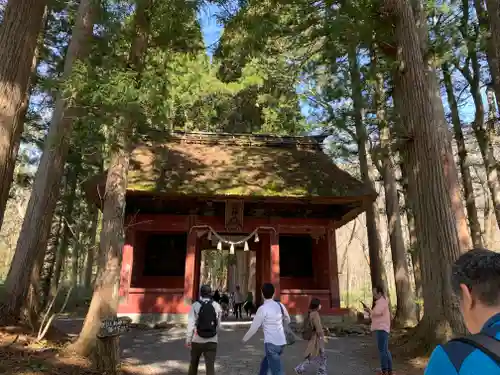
top-left (123, 134), bottom-right (373, 199)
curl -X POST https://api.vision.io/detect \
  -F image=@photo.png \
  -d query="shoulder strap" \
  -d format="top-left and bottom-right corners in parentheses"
top-left (452, 333), bottom-right (500, 364)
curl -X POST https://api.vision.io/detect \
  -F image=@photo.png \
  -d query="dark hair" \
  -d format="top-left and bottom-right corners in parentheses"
top-left (372, 285), bottom-right (385, 309)
top-left (200, 284), bottom-right (212, 298)
top-left (309, 298), bottom-right (321, 311)
top-left (261, 283), bottom-right (275, 299)
top-left (373, 285), bottom-right (385, 296)
top-left (452, 248), bottom-right (500, 306)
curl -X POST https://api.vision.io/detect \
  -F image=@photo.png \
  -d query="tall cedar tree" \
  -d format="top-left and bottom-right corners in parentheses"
top-left (348, 46), bottom-right (388, 293)
top-left (442, 62), bottom-right (482, 247)
top-left (1, 0), bottom-right (95, 322)
top-left (456, 0), bottom-right (500, 233)
top-left (67, 0), bottom-right (152, 358)
top-left (383, 0), bottom-right (465, 346)
top-left (0, 0), bottom-right (47, 232)
top-left (411, 0), bottom-right (473, 252)
top-left (373, 55), bottom-right (416, 326)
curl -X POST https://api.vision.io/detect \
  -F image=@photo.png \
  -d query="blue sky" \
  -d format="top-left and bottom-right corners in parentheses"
top-left (198, 4), bottom-right (223, 57)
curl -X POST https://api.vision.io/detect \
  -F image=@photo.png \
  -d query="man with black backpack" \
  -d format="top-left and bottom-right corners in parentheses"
top-left (186, 285), bottom-right (222, 375)
top-left (425, 248), bottom-right (500, 375)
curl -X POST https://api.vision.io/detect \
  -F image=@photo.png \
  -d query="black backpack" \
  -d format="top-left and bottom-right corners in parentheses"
top-left (196, 300), bottom-right (218, 338)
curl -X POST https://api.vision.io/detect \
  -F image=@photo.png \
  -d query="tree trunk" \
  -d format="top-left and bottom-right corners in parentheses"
top-left (50, 167), bottom-right (79, 299)
top-left (71, 231), bottom-right (81, 287)
top-left (24, 244), bottom-right (46, 326)
top-left (467, 65), bottom-right (500, 232)
top-left (67, 136), bottom-right (131, 358)
top-left (348, 46), bottom-right (387, 293)
top-left (374, 62), bottom-right (415, 327)
top-left (411, 0), bottom-right (473, 253)
top-left (84, 205), bottom-right (100, 288)
top-left (384, 0), bottom-right (465, 346)
top-left (0, 0), bottom-right (47, 231)
top-left (0, 0), bottom-right (95, 322)
top-left (42, 213), bottom-right (64, 305)
top-left (400, 160), bottom-right (422, 319)
top-left (484, 0), bottom-right (500, 111)
top-left (442, 62), bottom-right (482, 247)
top-left (67, 0), bottom-right (151, 358)
top-left (457, 0), bottom-right (500, 234)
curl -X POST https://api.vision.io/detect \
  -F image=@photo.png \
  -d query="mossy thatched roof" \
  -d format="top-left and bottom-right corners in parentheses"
top-left (110, 132), bottom-right (374, 201)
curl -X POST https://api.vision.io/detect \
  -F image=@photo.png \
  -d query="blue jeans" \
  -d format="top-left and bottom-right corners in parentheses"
top-left (375, 330), bottom-right (392, 372)
top-left (259, 343), bottom-right (284, 375)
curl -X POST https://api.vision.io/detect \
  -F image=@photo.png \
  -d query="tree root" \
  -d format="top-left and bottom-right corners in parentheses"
top-left (393, 316), bottom-right (452, 357)
top-left (0, 303), bottom-right (21, 327)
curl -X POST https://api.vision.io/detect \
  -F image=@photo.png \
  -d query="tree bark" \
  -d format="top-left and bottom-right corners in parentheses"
top-left (42, 213), bottom-right (64, 305)
top-left (483, 0), bottom-right (500, 111)
top-left (411, 0), bottom-right (473, 253)
top-left (0, 0), bottom-right (47, 229)
top-left (400, 160), bottom-right (422, 320)
top-left (384, 0), bottom-right (466, 345)
top-left (50, 166), bottom-right (80, 299)
top-left (457, 0), bottom-right (500, 234)
top-left (348, 46), bottom-right (388, 293)
top-left (71, 231), bottom-right (81, 287)
top-left (84, 205), bottom-right (100, 288)
top-left (442, 62), bottom-right (482, 247)
top-left (0, 0), bottom-right (95, 322)
top-left (67, 0), bottom-right (151, 357)
top-left (374, 62), bottom-right (415, 327)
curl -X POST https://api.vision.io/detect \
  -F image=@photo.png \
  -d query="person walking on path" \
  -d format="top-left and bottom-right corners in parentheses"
top-left (244, 291), bottom-right (255, 318)
top-left (234, 285), bottom-right (244, 319)
top-left (242, 283), bottom-right (290, 375)
top-left (186, 285), bottom-right (222, 375)
top-left (294, 298), bottom-right (327, 375)
top-left (364, 285), bottom-right (393, 375)
top-left (425, 248), bottom-right (500, 375)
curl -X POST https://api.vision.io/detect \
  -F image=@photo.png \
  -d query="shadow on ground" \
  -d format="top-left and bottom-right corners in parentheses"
top-left (52, 318), bottom-right (426, 375)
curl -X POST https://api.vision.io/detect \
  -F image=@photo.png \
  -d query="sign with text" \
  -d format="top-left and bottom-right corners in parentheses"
top-left (97, 317), bottom-right (131, 338)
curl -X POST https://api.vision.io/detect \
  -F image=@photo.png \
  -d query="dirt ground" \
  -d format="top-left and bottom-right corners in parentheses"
top-left (0, 321), bottom-right (428, 375)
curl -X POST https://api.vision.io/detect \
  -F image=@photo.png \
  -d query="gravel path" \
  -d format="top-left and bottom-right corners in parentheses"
top-left (56, 318), bottom-right (377, 375)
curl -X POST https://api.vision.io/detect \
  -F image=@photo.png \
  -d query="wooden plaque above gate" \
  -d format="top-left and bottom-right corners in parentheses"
top-left (225, 200), bottom-right (244, 232)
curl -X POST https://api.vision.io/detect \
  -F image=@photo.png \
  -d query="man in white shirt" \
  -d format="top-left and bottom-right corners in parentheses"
top-left (186, 285), bottom-right (222, 375)
top-left (242, 283), bottom-right (290, 375)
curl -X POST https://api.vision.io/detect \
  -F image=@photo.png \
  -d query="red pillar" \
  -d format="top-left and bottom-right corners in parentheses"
top-left (327, 225), bottom-right (341, 308)
top-left (270, 231), bottom-right (280, 298)
top-left (184, 229), bottom-right (198, 304)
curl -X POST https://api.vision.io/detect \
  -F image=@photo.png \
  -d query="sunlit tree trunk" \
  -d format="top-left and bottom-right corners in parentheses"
top-left (384, 0), bottom-right (465, 347)
top-left (411, 0), bottom-right (472, 253)
top-left (67, 0), bottom-right (151, 358)
top-left (442, 62), bottom-right (482, 247)
top-left (0, 0), bottom-right (95, 322)
top-left (0, 0), bottom-right (47, 231)
top-left (400, 161), bottom-right (422, 303)
top-left (374, 59), bottom-right (415, 327)
top-left (457, 0), bottom-right (500, 233)
top-left (348, 46), bottom-right (388, 293)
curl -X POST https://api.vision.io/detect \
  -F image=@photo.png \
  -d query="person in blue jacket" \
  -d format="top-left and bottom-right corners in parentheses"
top-left (425, 248), bottom-right (500, 375)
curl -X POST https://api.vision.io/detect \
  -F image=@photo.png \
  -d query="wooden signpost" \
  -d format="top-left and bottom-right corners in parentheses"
top-left (95, 316), bottom-right (132, 375)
